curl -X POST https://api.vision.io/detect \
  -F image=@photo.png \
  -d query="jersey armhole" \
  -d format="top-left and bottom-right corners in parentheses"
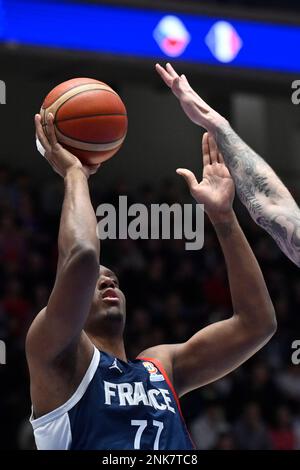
top-left (30, 346), bottom-right (100, 430)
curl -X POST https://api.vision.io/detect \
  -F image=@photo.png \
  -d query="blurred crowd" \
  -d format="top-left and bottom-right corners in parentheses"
top-left (0, 165), bottom-right (300, 450)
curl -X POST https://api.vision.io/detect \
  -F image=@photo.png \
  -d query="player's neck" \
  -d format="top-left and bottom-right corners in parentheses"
top-left (89, 335), bottom-right (127, 362)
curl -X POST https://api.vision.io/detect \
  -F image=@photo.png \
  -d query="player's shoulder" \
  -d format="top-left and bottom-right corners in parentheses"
top-left (137, 343), bottom-right (179, 386)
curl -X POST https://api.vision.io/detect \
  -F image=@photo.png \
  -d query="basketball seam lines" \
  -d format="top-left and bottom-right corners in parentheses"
top-left (42, 82), bottom-right (117, 109)
top-left (56, 113), bottom-right (127, 123)
top-left (63, 143), bottom-right (122, 153)
top-left (54, 125), bottom-right (126, 145)
top-left (54, 88), bottom-right (124, 123)
top-left (41, 121), bottom-right (125, 146)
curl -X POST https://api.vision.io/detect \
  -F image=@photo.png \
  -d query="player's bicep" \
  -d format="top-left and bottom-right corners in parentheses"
top-left (26, 247), bottom-right (99, 364)
top-left (173, 316), bottom-right (271, 397)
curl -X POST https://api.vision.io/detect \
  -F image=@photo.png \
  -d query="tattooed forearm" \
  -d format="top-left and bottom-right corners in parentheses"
top-left (256, 212), bottom-right (300, 267)
top-left (214, 122), bottom-right (300, 267)
top-left (215, 123), bottom-right (277, 215)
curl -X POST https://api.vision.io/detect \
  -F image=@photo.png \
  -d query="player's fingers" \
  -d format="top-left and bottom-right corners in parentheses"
top-left (46, 113), bottom-right (58, 147)
top-left (176, 168), bottom-right (199, 192)
top-left (172, 76), bottom-right (182, 93)
top-left (166, 63), bottom-right (179, 78)
top-left (202, 133), bottom-right (211, 166)
top-left (35, 114), bottom-right (50, 152)
top-left (181, 74), bottom-right (191, 87)
top-left (155, 63), bottom-right (172, 87)
top-left (208, 133), bottom-right (218, 164)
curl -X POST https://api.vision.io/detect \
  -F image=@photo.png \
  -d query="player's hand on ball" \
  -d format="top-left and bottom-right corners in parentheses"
top-left (35, 113), bottom-right (101, 178)
top-left (156, 63), bottom-right (225, 131)
top-left (177, 133), bottom-right (235, 223)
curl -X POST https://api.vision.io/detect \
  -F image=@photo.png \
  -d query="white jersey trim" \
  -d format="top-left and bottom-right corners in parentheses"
top-left (33, 412), bottom-right (72, 450)
top-left (30, 346), bottom-right (100, 430)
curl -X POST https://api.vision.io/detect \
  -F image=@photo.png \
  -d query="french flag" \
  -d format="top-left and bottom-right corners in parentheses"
top-left (205, 21), bottom-right (243, 63)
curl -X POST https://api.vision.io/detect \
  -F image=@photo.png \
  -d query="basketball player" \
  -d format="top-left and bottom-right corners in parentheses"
top-left (27, 113), bottom-right (276, 450)
top-left (156, 63), bottom-right (300, 267)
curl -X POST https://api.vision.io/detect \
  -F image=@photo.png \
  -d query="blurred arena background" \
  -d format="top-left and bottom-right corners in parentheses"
top-left (0, 0), bottom-right (300, 450)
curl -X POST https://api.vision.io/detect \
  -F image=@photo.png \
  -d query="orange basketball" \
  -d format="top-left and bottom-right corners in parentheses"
top-left (40, 78), bottom-right (128, 165)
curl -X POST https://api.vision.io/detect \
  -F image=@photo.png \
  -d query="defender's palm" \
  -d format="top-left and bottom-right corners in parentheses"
top-left (177, 134), bottom-right (235, 218)
top-left (194, 162), bottom-right (234, 215)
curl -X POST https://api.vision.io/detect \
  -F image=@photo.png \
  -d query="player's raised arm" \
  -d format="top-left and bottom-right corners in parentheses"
top-left (156, 63), bottom-right (300, 267)
top-left (26, 114), bottom-right (100, 365)
top-left (143, 133), bottom-right (276, 397)
top-left (175, 134), bottom-right (276, 396)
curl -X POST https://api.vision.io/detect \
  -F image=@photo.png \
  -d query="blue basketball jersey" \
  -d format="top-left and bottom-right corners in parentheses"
top-left (30, 347), bottom-right (194, 450)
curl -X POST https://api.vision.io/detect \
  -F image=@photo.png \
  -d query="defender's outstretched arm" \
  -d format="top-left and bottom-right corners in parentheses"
top-left (215, 123), bottom-right (300, 267)
top-left (156, 63), bottom-right (300, 267)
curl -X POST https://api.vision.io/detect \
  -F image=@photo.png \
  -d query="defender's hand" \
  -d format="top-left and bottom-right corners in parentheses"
top-left (156, 63), bottom-right (225, 131)
top-left (177, 133), bottom-right (235, 223)
top-left (35, 113), bottom-right (100, 178)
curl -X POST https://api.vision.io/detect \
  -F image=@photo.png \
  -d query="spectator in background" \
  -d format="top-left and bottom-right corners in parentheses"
top-left (0, 166), bottom-right (11, 211)
top-left (229, 361), bottom-right (282, 423)
top-left (0, 214), bottom-right (26, 268)
top-left (1, 278), bottom-right (32, 341)
top-left (214, 431), bottom-right (236, 450)
top-left (269, 405), bottom-right (296, 450)
top-left (293, 412), bottom-right (300, 450)
top-left (190, 403), bottom-right (229, 450)
top-left (234, 402), bottom-right (272, 449)
top-left (276, 366), bottom-right (300, 405)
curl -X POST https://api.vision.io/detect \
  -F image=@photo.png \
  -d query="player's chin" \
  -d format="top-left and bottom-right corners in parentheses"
top-left (105, 305), bottom-right (125, 321)
top-left (87, 304), bottom-right (124, 330)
